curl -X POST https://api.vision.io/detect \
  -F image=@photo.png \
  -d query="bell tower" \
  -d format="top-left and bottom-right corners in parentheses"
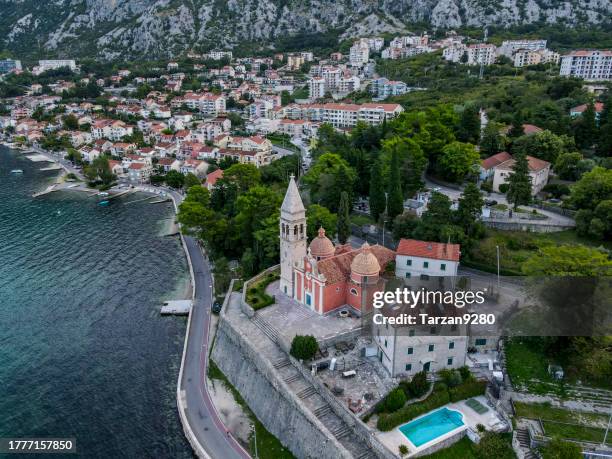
top-left (279, 175), bottom-right (306, 297)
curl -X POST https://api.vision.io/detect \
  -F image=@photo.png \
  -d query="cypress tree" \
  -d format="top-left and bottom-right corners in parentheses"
top-left (575, 103), bottom-right (598, 149)
top-left (387, 150), bottom-right (404, 221)
top-left (458, 104), bottom-right (481, 144)
top-left (508, 112), bottom-right (524, 139)
top-left (506, 152), bottom-right (532, 209)
top-left (337, 191), bottom-right (351, 244)
top-left (369, 160), bottom-right (386, 221)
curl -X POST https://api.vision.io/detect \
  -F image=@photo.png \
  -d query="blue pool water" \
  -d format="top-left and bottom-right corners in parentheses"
top-left (399, 407), bottom-right (465, 447)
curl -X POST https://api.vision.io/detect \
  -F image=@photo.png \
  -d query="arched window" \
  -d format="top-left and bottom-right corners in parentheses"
top-left (294, 226), bottom-right (298, 235)
top-left (300, 224), bottom-right (304, 234)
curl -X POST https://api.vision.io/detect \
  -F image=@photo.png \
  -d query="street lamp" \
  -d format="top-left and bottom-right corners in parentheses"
top-left (496, 245), bottom-right (500, 292)
top-left (382, 192), bottom-right (388, 247)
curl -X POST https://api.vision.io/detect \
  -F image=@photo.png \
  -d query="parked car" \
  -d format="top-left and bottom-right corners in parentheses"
top-left (212, 301), bottom-right (222, 314)
top-left (485, 199), bottom-right (498, 206)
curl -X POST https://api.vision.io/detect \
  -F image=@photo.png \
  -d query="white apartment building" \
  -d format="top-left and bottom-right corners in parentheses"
top-left (34, 60), bottom-right (77, 75)
top-left (308, 77), bottom-right (326, 99)
top-left (467, 44), bottom-right (497, 65)
top-left (443, 44), bottom-right (468, 63)
top-left (370, 78), bottom-right (409, 99)
top-left (367, 37), bottom-right (385, 52)
top-left (395, 239), bottom-right (460, 279)
top-left (280, 102), bottom-right (403, 128)
top-left (349, 39), bottom-right (370, 66)
top-left (205, 51), bottom-right (233, 60)
top-left (499, 39), bottom-right (547, 57)
top-left (91, 120), bottom-right (134, 141)
top-left (560, 50), bottom-right (612, 81)
top-left (179, 92), bottom-right (226, 116)
top-left (513, 49), bottom-right (559, 67)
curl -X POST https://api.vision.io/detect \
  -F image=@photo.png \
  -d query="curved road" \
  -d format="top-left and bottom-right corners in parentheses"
top-left (168, 190), bottom-right (250, 459)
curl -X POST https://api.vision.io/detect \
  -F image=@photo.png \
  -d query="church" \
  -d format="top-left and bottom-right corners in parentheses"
top-left (279, 175), bottom-right (395, 316)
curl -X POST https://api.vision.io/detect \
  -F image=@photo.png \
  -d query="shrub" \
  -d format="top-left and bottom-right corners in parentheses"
top-left (408, 371), bottom-right (429, 397)
top-left (475, 432), bottom-right (515, 459)
top-left (459, 366), bottom-right (473, 381)
top-left (398, 444), bottom-right (409, 456)
top-left (499, 183), bottom-right (509, 193)
top-left (480, 181), bottom-right (493, 192)
top-left (476, 423), bottom-right (486, 432)
top-left (385, 388), bottom-right (407, 412)
top-left (439, 369), bottom-right (462, 387)
top-left (290, 335), bottom-right (318, 361)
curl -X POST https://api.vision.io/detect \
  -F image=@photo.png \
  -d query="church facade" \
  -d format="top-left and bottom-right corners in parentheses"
top-left (280, 176), bottom-right (394, 315)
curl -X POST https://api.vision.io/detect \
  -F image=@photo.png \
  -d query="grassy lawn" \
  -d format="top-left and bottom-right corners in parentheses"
top-left (350, 213), bottom-right (375, 227)
top-left (208, 360), bottom-right (296, 459)
top-left (504, 339), bottom-right (564, 395)
top-left (543, 420), bottom-right (612, 445)
top-left (245, 269), bottom-right (280, 310)
top-left (422, 437), bottom-right (477, 458)
top-left (514, 402), bottom-right (608, 425)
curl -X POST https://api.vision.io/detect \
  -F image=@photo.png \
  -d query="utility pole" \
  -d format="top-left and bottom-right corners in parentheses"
top-left (496, 244), bottom-right (500, 292)
top-left (382, 192), bottom-right (388, 247)
top-left (479, 26), bottom-right (488, 80)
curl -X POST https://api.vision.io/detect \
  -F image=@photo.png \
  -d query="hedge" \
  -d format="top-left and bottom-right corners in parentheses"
top-left (376, 379), bottom-right (487, 431)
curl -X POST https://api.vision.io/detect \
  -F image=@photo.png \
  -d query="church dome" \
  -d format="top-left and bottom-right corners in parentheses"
top-left (351, 242), bottom-right (380, 276)
top-left (309, 227), bottom-right (335, 259)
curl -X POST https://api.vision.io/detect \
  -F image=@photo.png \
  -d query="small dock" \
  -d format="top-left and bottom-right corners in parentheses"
top-left (161, 300), bottom-right (192, 315)
top-left (32, 184), bottom-right (58, 197)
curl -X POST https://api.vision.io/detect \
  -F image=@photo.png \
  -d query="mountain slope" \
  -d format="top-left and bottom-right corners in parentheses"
top-left (1, 0), bottom-right (610, 59)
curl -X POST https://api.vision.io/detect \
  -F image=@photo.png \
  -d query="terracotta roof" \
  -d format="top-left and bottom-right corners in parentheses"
top-left (317, 244), bottom-right (395, 284)
top-left (522, 124), bottom-right (543, 135)
top-left (309, 227), bottom-right (335, 258)
top-left (481, 151), bottom-right (512, 171)
top-left (205, 168), bottom-right (224, 187)
top-left (396, 239), bottom-right (461, 262)
top-left (496, 155), bottom-right (551, 172)
top-left (571, 102), bottom-right (604, 113)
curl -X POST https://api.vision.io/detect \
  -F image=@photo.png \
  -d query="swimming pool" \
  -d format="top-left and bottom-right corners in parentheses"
top-left (399, 407), bottom-right (465, 447)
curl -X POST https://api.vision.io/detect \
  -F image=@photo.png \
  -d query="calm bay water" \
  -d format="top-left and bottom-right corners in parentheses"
top-left (0, 146), bottom-right (194, 458)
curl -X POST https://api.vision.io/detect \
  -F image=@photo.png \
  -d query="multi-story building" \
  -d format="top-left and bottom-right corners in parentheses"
top-left (492, 155), bottom-right (551, 195)
top-left (467, 44), bottom-right (497, 65)
top-left (286, 54), bottom-right (305, 70)
top-left (367, 37), bottom-right (385, 52)
top-left (443, 44), bottom-right (467, 63)
top-left (349, 39), bottom-right (370, 66)
top-left (34, 60), bottom-right (77, 75)
top-left (370, 78), bottom-right (409, 99)
top-left (395, 239), bottom-right (460, 279)
top-left (280, 102), bottom-right (404, 128)
top-left (499, 39), bottom-right (547, 57)
top-left (0, 59), bottom-right (22, 74)
top-left (513, 49), bottom-right (559, 67)
top-left (91, 120), bottom-right (134, 141)
top-left (205, 51), bottom-right (233, 61)
top-left (559, 50), bottom-right (612, 81)
top-left (308, 77), bottom-right (326, 100)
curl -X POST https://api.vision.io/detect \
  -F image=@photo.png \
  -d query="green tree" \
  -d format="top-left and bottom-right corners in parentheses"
top-left (412, 192), bottom-right (462, 243)
top-left (457, 104), bottom-right (480, 144)
top-left (212, 257), bottom-right (231, 293)
top-left (555, 152), bottom-right (583, 181)
top-left (597, 106), bottom-right (612, 155)
top-left (306, 204), bottom-right (337, 241)
top-left (290, 335), bottom-right (318, 360)
top-left (439, 141), bottom-right (480, 183)
top-left (512, 130), bottom-right (574, 164)
top-left (234, 186), bottom-right (282, 250)
top-left (508, 112), bottom-right (525, 139)
top-left (84, 156), bottom-right (115, 186)
top-left (221, 163), bottom-right (261, 193)
top-left (570, 167), bottom-right (612, 211)
top-left (574, 103), bottom-right (598, 149)
top-left (506, 152), bottom-right (532, 209)
top-left (474, 432), bottom-right (514, 459)
top-left (523, 245), bottom-right (612, 276)
top-left (369, 159), bottom-right (386, 221)
top-left (387, 149), bottom-right (404, 222)
top-left (337, 191), bottom-right (351, 244)
top-left (183, 173), bottom-right (201, 188)
top-left (457, 183), bottom-right (484, 237)
top-left (382, 136), bottom-right (426, 198)
top-left (253, 213), bottom-right (281, 268)
top-left (384, 388), bottom-right (407, 412)
top-left (392, 213), bottom-right (418, 241)
top-left (480, 122), bottom-right (506, 156)
top-left (540, 438), bottom-right (583, 459)
top-left (165, 170), bottom-right (185, 188)
top-left (303, 153), bottom-right (356, 212)
top-left (62, 114), bottom-right (79, 130)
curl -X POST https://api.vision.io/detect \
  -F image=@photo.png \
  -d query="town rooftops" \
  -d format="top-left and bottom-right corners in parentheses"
top-left (397, 239), bottom-right (461, 262)
top-left (205, 168), bottom-right (224, 187)
top-left (564, 50), bottom-right (612, 57)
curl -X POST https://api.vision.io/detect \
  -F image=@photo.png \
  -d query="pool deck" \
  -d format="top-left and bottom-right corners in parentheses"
top-left (376, 396), bottom-right (506, 457)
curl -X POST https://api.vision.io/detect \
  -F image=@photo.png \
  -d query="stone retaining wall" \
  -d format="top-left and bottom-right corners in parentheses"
top-left (211, 302), bottom-right (353, 459)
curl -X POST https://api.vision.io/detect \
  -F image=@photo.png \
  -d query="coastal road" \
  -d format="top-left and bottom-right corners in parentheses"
top-left (168, 190), bottom-right (250, 459)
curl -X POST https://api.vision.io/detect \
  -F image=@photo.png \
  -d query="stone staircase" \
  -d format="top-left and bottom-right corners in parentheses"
top-left (516, 428), bottom-right (537, 459)
top-left (250, 312), bottom-right (378, 459)
top-left (252, 315), bottom-right (279, 343)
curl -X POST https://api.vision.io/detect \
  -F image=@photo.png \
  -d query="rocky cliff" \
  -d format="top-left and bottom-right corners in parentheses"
top-left (0, 0), bottom-right (610, 59)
